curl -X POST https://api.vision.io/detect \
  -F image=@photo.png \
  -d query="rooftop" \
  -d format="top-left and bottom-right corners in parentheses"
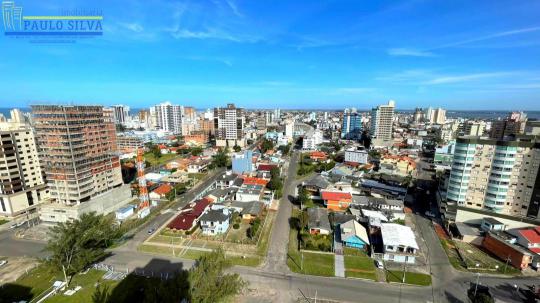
top-left (381, 223), bottom-right (419, 249)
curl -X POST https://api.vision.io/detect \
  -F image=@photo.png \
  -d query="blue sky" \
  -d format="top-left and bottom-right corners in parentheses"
top-left (1, 0), bottom-right (540, 110)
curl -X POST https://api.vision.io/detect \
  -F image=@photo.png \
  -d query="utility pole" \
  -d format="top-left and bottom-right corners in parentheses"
top-left (504, 255), bottom-right (511, 274)
top-left (402, 262), bottom-right (406, 283)
top-left (473, 273), bottom-right (480, 298)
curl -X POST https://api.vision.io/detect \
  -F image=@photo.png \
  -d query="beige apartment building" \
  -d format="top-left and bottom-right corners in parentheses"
top-left (370, 100), bottom-right (395, 147)
top-left (0, 109), bottom-right (48, 218)
top-left (447, 135), bottom-right (540, 219)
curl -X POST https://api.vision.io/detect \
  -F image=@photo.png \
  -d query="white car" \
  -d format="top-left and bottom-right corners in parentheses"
top-left (0, 260), bottom-right (7, 267)
top-left (375, 260), bottom-right (384, 269)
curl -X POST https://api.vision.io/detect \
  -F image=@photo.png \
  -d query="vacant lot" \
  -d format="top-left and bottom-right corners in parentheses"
top-left (343, 249), bottom-right (376, 280)
top-left (386, 270), bottom-right (432, 286)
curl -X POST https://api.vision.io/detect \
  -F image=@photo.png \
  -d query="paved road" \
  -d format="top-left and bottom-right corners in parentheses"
top-left (263, 151), bottom-right (299, 273)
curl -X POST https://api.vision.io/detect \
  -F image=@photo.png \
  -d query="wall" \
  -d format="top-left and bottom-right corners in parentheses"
top-left (456, 208), bottom-right (536, 229)
top-left (482, 233), bottom-right (530, 269)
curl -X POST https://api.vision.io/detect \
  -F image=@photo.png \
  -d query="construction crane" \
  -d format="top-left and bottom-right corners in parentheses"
top-left (136, 147), bottom-right (150, 211)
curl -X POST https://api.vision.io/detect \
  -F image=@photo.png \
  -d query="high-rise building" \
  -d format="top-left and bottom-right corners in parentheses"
top-left (370, 100), bottom-right (395, 145)
top-left (462, 120), bottom-right (486, 136)
top-left (256, 113), bottom-right (267, 132)
top-left (413, 108), bottom-right (424, 123)
top-left (111, 105), bottom-right (130, 124)
top-left (285, 119), bottom-right (294, 142)
top-left (429, 108), bottom-right (446, 125)
top-left (214, 103), bottom-right (245, 147)
top-left (490, 111), bottom-right (527, 140)
top-left (302, 129), bottom-right (323, 150)
top-left (31, 105), bottom-right (123, 206)
top-left (183, 106), bottom-right (196, 122)
top-left (274, 108), bottom-right (281, 122)
top-left (341, 108), bottom-right (362, 140)
top-left (447, 136), bottom-right (540, 219)
top-left (152, 101), bottom-right (183, 134)
top-left (0, 109), bottom-right (48, 217)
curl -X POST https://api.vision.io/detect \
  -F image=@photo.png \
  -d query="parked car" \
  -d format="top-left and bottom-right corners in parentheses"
top-left (0, 260), bottom-right (7, 267)
top-left (147, 227), bottom-right (156, 234)
top-left (375, 260), bottom-right (384, 269)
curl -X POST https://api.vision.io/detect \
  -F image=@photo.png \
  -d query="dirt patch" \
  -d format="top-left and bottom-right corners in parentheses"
top-left (0, 257), bottom-right (39, 284)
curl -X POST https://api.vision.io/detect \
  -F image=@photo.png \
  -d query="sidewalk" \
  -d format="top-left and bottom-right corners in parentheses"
top-left (334, 229), bottom-right (345, 277)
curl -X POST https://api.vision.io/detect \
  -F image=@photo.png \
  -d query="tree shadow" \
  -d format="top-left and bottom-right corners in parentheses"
top-left (0, 283), bottom-right (33, 303)
top-left (99, 258), bottom-right (189, 303)
top-left (444, 291), bottom-right (464, 303)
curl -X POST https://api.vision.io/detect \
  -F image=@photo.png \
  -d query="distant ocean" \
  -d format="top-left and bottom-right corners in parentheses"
top-left (2, 107), bottom-right (540, 121)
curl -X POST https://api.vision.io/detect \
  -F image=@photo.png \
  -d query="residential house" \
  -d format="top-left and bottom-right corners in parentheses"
top-left (380, 154), bottom-right (416, 175)
top-left (302, 174), bottom-right (330, 198)
top-left (340, 219), bottom-right (370, 249)
top-left (199, 208), bottom-right (232, 235)
top-left (381, 223), bottom-right (419, 264)
top-left (257, 163), bottom-right (279, 174)
top-left (216, 172), bottom-right (239, 189)
top-left (167, 198), bottom-right (213, 231)
top-left (307, 208), bottom-right (331, 235)
top-left (511, 227), bottom-right (540, 255)
top-left (310, 151), bottom-right (328, 162)
top-left (480, 217), bottom-right (506, 232)
top-left (234, 200), bottom-right (265, 221)
top-left (321, 190), bottom-right (353, 211)
top-left (149, 183), bottom-right (173, 201)
top-left (206, 188), bottom-right (237, 202)
top-left (187, 158), bottom-right (211, 173)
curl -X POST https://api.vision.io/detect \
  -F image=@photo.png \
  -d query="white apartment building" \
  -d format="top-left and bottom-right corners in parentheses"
top-left (153, 101), bottom-right (183, 134)
top-left (111, 105), bottom-right (130, 125)
top-left (370, 100), bottom-right (395, 147)
top-left (285, 119), bottom-right (294, 142)
top-left (344, 146), bottom-right (368, 164)
top-left (0, 109), bottom-right (48, 218)
top-left (302, 129), bottom-right (323, 150)
top-left (447, 136), bottom-right (540, 219)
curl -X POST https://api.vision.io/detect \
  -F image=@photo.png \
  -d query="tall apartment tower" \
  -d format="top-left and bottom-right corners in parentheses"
top-left (341, 108), bottom-right (362, 140)
top-left (31, 105), bottom-right (123, 206)
top-left (0, 109), bottom-right (48, 217)
top-left (152, 101), bottom-right (183, 134)
top-left (490, 111), bottom-right (527, 140)
top-left (430, 108), bottom-right (446, 125)
top-left (370, 100), bottom-right (395, 146)
top-left (111, 105), bottom-right (130, 124)
top-left (447, 136), bottom-right (540, 219)
top-left (214, 103), bottom-right (245, 147)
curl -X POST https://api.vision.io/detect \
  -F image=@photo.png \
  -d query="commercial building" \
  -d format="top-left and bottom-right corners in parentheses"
top-left (344, 146), bottom-right (368, 164)
top-left (461, 121), bottom-right (486, 136)
top-left (302, 129), bottom-right (323, 150)
top-left (341, 108), bottom-right (362, 140)
top-left (232, 150), bottom-right (253, 174)
top-left (370, 100), bottom-right (395, 146)
top-left (31, 105), bottom-right (128, 222)
top-left (0, 109), bottom-right (48, 218)
top-left (446, 135), bottom-right (540, 219)
top-left (152, 101), bottom-right (183, 134)
top-left (214, 103), bottom-right (245, 147)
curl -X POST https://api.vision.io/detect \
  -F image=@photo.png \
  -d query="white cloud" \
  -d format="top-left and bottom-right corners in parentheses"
top-left (119, 22), bottom-right (144, 33)
top-left (225, 0), bottom-right (243, 17)
top-left (387, 48), bottom-right (435, 57)
top-left (434, 26), bottom-right (540, 49)
top-left (170, 28), bottom-right (260, 43)
top-left (424, 72), bottom-right (516, 85)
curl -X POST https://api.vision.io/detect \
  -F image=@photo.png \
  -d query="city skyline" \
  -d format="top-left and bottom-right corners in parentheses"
top-left (1, 0), bottom-right (539, 110)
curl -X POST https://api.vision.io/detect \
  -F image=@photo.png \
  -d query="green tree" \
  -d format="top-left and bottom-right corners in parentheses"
top-left (298, 187), bottom-right (312, 208)
top-left (247, 218), bottom-right (261, 239)
top-left (212, 148), bottom-right (229, 168)
top-left (92, 284), bottom-right (110, 303)
top-left (189, 248), bottom-right (246, 303)
top-left (233, 145), bottom-right (241, 152)
top-left (191, 147), bottom-right (203, 156)
top-left (260, 139), bottom-right (274, 153)
top-left (151, 145), bottom-right (161, 159)
top-left (298, 211), bottom-right (309, 231)
top-left (46, 212), bottom-right (121, 285)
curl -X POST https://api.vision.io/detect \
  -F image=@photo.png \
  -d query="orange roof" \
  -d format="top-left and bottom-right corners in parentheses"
top-left (158, 144), bottom-right (167, 149)
top-left (310, 151), bottom-right (327, 157)
top-left (321, 191), bottom-right (352, 201)
top-left (153, 183), bottom-right (172, 196)
top-left (242, 176), bottom-right (269, 186)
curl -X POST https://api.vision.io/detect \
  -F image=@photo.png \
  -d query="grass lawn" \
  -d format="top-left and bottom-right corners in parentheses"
top-left (453, 240), bottom-right (521, 275)
top-left (386, 270), bottom-right (432, 286)
top-left (344, 253), bottom-right (376, 280)
top-left (0, 264), bottom-right (121, 303)
top-left (143, 152), bottom-right (178, 167)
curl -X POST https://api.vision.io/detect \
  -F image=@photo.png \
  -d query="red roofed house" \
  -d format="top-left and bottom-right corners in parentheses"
top-left (242, 176), bottom-right (269, 186)
top-left (321, 190), bottom-right (353, 211)
top-left (167, 198), bottom-right (213, 231)
top-left (149, 183), bottom-right (173, 201)
top-left (513, 227), bottom-right (540, 254)
top-left (257, 164), bottom-right (278, 173)
top-left (310, 151), bottom-right (328, 162)
top-left (482, 232), bottom-right (533, 270)
top-left (380, 154), bottom-right (417, 175)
